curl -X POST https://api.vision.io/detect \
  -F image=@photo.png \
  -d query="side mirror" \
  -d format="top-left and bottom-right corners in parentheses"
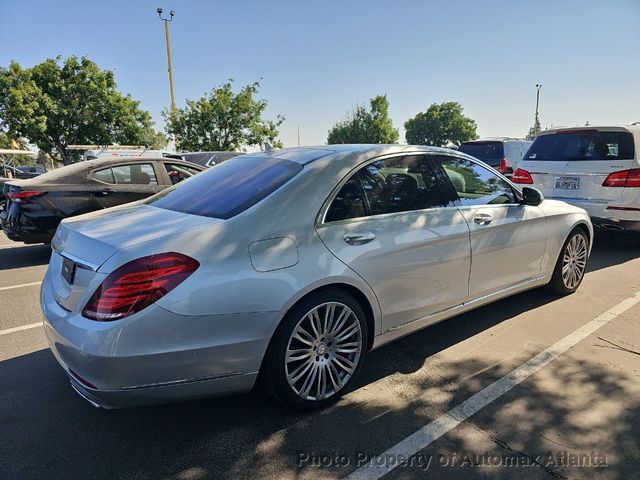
top-left (522, 186), bottom-right (544, 206)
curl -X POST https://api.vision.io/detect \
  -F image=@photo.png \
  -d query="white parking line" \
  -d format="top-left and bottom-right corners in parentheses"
top-left (344, 291), bottom-right (640, 480)
top-left (0, 322), bottom-right (42, 336)
top-left (0, 281), bottom-right (42, 292)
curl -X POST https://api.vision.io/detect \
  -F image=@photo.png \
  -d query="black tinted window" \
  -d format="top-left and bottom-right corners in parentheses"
top-left (147, 156), bottom-right (302, 219)
top-left (164, 163), bottom-right (200, 185)
top-left (458, 141), bottom-right (504, 163)
top-left (526, 130), bottom-right (635, 161)
top-left (439, 157), bottom-right (516, 206)
top-left (325, 155), bottom-right (454, 222)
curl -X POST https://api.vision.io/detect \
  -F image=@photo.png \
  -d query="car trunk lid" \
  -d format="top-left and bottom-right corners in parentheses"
top-left (50, 203), bottom-right (220, 312)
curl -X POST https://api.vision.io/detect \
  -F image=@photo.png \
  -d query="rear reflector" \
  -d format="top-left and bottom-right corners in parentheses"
top-left (83, 252), bottom-right (199, 321)
top-left (602, 169), bottom-right (640, 188)
top-left (512, 168), bottom-right (534, 184)
top-left (7, 190), bottom-right (43, 202)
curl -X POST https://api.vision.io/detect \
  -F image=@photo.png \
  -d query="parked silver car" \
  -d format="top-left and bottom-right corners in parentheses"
top-left (41, 145), bottom-right (592, 409)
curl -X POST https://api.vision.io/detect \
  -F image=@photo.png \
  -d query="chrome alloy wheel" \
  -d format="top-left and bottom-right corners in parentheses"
top-left (561, 234), bottom-right (588, 289)
top-left (285, 302), bottom-right (363, 401)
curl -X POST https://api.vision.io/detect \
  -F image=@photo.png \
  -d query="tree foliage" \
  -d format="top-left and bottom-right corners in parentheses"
top-left (404, 101), bottom-right (477, 147)
top-left (164, 80), bottom-right (284, 151)
top-left (327, 94), bottom-right (399, 144)
top-left (0, 56), bottom-right (164, 164)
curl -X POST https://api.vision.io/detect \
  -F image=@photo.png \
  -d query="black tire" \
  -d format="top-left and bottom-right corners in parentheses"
top-left (262, 288), bottom-right (369, 410)
top-left (548, 228), bottom-right (589, 295)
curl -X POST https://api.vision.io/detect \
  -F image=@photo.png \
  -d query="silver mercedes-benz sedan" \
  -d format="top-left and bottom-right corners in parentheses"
top-left (41, 145), bottom-right (592, 409)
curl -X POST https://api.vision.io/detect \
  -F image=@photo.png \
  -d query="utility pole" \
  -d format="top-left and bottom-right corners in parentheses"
top-left (157, 8), bottom-right (176, 115)
top-left (297, 125), bottom-right (301, 147)
top-left (534, 84), bottom-right (542, 136)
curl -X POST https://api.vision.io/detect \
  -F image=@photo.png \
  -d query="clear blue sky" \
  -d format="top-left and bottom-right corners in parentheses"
top-left (2, 0), bottom-right (639, 148)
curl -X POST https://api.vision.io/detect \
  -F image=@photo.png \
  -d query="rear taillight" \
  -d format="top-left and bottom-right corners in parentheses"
top-left (512, 168), bottom-right (534, 184)
top-left (498, 158), bottom-right (509, 174)
top-left (602, 169), bottom-right (640, 188)
top-left (7, 190), bottom-right (43, 203)
top-left (82, 252), bottom-right (199, 321)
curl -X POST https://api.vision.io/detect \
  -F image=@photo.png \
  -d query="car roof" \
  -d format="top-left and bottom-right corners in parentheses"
top-left (462, 137), bottom-right (529, 143)
top-left (248, 144), bottom-right (457, 165)
top-left (538, 125), bottom-right (640, 136)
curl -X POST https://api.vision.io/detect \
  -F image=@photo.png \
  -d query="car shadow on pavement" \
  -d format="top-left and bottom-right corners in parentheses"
top-left (0, 244), bottom-right (51, 270)
top-left (0, 288), bottom-right (574, 480)
top-left (586, 230), bottom-right (639, 273)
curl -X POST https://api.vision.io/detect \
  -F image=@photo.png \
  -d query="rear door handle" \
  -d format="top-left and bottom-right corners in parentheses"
top-left (344, 231), bottom-right (376, 245)
top-left (95, 189), bottom-right (115, 197)
top-left (474, 213), bottom-right (493, 226)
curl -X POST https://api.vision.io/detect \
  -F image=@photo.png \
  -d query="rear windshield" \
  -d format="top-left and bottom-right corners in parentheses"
top-left (146, 156), bottom-right (303, 219)
top-left (525, 130), bottom-right (635, 161)
top-left (458, 141), bottom-right (504, 162)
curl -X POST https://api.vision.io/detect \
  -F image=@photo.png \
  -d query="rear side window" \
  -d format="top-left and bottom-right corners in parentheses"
top-left (458, 141), bottom-right (504, 165)
top-left (526, 130), bottom-right (635, 161)
top-left (147, 156), bottom-right (303, 219)
top-left (95, 164), bottom-right (158, 185)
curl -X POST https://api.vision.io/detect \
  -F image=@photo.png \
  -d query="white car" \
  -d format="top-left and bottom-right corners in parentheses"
top-left (458, 138), bottom-right (532, 176)
top-left (41, 145), bottom-right (592, 409)
top-left (513, 125), bottom-right (640, 233)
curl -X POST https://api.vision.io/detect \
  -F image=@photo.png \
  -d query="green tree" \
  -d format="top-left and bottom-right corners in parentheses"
top-left (0, 56), bottom-right (164, 164)
top-left (404, 101), bottom-right (477, 147)
top-left (327, 94), bottom-right (399, 144)
top-left (164, 80), bottom-right (284, 151)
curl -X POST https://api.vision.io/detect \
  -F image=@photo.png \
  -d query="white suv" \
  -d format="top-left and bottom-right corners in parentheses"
top-left (513, 125), bottom-right (640, 233)
top-left (458, 138), bottom-right (532, 176)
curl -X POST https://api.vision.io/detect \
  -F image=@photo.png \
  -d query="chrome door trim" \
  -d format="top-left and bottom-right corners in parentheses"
top-left (382, 275), bottom-right (548, 335)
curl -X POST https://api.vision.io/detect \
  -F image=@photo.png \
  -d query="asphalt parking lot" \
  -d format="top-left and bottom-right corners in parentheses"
top-left (1, 231), bottom-right (639, 480)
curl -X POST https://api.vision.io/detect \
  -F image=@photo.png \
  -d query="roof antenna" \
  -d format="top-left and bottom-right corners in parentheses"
top-left (263, 142), bottom-right (273, 152)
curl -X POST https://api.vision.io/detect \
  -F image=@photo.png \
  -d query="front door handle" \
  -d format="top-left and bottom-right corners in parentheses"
top-left (344, 231), bottom-right (376, 245)
top-left (474, 213), bottom-right (493, 226)
top-left (94, 189), bottom-right (114, 197)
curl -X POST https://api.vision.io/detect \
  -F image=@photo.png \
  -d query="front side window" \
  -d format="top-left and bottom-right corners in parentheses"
top-left (324, 154), bottom-right (454, 222)
top-left (439, 157), bottom-right (516, 206)
top-left (147, 156), bottom-right (303, 219)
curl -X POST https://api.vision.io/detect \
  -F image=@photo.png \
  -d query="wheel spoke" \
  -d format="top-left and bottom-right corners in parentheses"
top-left (286, 348), bottom-right (312, 363)
top-left (289, 359), bottom-right (313, 384)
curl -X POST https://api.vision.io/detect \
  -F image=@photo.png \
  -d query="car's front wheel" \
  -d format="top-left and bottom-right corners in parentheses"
top-left (263, 289), bottom-right (368, 409)
top-left (548, 228), bottom-right (589, 295)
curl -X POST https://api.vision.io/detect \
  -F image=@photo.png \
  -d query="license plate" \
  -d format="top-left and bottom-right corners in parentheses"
top-left (555, 176), bottom-right (580, 190)
top-left (62, 257), bottom-right (76, 285)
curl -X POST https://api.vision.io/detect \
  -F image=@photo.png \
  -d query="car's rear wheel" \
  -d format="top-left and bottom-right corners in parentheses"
top-left (548, 229), bottom-right (589, 295)
top-left (263, 289), bottom-right (368, 409)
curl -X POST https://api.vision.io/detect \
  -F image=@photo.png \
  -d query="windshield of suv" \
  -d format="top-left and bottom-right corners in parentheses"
top-left (525, 130), bottom-right (635, 161)
top-left (146, 155), bottom-right (303, 219)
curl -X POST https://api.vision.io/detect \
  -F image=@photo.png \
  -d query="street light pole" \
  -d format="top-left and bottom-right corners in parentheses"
top-left (157, 8), bottom-right (176, 115)
top-left (534, 84), bottom-right (542, 136)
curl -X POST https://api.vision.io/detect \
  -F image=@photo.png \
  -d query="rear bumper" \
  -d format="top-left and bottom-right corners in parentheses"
top-left (0, 205), bottom-right (56, 243)
top-left (41, 269), bottom-right (282, 408)
top-left (545, 197), bottom-right (640, 231)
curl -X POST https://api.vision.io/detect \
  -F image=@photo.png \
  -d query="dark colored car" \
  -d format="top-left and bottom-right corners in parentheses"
top-left (16, 165), bottom-right (47, 175)
top-left (1, 164), bottom-right (44, 204)
top-left (178, 151), bottom-right (242, 168)
top-left (0, 157), bottom-right (204, 244)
